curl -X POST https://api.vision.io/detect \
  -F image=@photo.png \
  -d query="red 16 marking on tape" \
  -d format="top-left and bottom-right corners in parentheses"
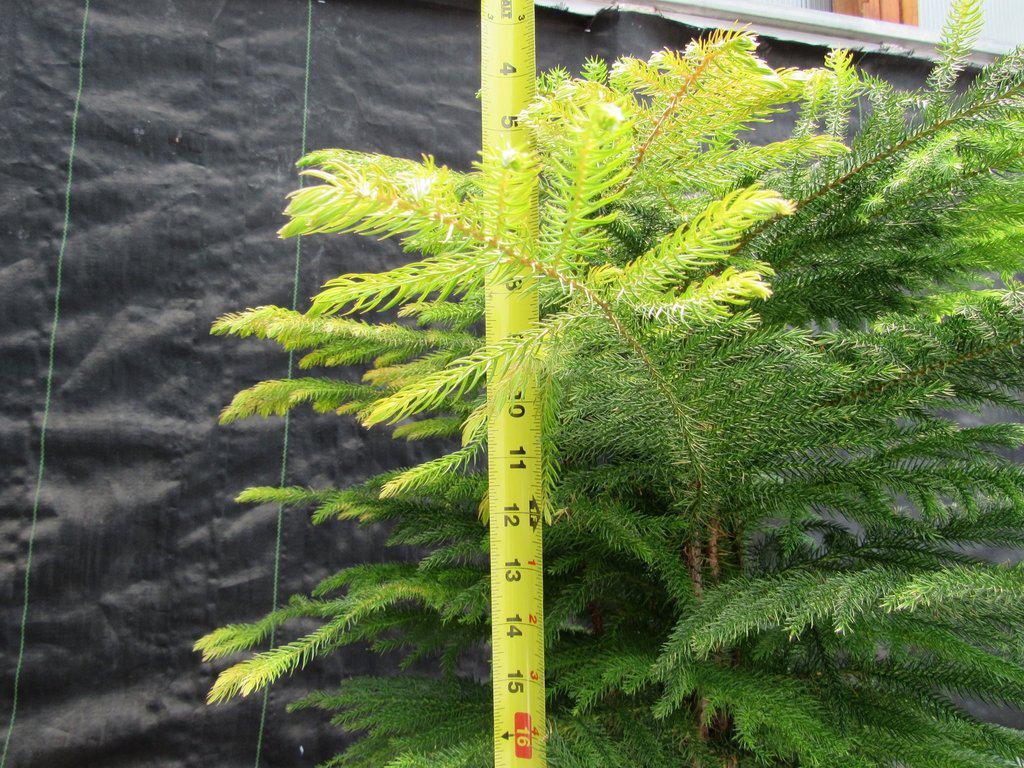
top-left (514, 712), bottom-right (533, 759)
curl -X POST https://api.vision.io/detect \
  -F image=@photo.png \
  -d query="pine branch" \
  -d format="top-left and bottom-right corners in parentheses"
top-left (203, 18), bottom-right (1024, 768)
top-left (220, 377), bottom-right (378, 423)
top-left (740, 78), bottom-right (1024, 257)
top-left (830, 334), bottom-right (1024, 409)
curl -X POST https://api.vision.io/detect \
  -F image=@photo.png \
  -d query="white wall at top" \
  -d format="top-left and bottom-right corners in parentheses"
top-left (757, 0), bottom-right (833, 10)
top-left (919, 0), bottom-right (1021, 49)
top-left (753, 0), bottom-right (1021, 48)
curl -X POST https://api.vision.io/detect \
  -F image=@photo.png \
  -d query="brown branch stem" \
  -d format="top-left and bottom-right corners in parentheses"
top-left (634, 52), bottom-right (718, 171)
top-left (734, 80), bottom-right (1024, 256)
top-left (827, 334), bottom-right (1024, 408)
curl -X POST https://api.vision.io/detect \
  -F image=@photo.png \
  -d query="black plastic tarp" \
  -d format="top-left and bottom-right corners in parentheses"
top-left (0, 1), bottom-right (986, 766)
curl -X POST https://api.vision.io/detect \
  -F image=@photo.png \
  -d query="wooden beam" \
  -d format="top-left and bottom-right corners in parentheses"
top-left (901, 0), bottom-right (919, 25)
top-left (833, 0), bottom-right (868, 16)
top-left (879, 0), bottom-right (903, 23)
top-left (833, 0), bottom-right (918, 25)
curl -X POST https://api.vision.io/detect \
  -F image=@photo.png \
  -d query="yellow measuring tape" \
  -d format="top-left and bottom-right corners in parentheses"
top-left (480, 1), bottom-right (545, 766)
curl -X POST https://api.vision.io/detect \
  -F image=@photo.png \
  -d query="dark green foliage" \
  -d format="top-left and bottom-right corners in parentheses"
top-left (198, 4), bottom-right (1024, 765)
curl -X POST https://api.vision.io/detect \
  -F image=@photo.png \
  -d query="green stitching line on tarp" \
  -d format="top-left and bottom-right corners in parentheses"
top-left (0, 2), bottom-right (92, 766)
top-left (253, 2), bottom-right (314, 765)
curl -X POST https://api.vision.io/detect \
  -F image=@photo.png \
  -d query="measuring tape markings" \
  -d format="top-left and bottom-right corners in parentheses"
top-left (481, 1), bottom-right (546, 766)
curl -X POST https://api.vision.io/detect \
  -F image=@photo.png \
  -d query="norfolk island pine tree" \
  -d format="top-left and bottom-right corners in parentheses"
top-left (196, 2), bottom-right (1024, 765)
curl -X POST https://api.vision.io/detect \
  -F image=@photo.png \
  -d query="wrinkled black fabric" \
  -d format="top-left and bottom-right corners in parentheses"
top-left (0, 1), bottom-right (1001, 766)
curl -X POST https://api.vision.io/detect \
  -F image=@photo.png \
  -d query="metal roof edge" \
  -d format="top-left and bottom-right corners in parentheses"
top-left (539, 0), bottom-right (1008, 64)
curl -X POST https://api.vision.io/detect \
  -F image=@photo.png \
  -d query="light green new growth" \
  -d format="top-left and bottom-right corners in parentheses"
top-left (201, 4), bottom-right (1024, 766)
